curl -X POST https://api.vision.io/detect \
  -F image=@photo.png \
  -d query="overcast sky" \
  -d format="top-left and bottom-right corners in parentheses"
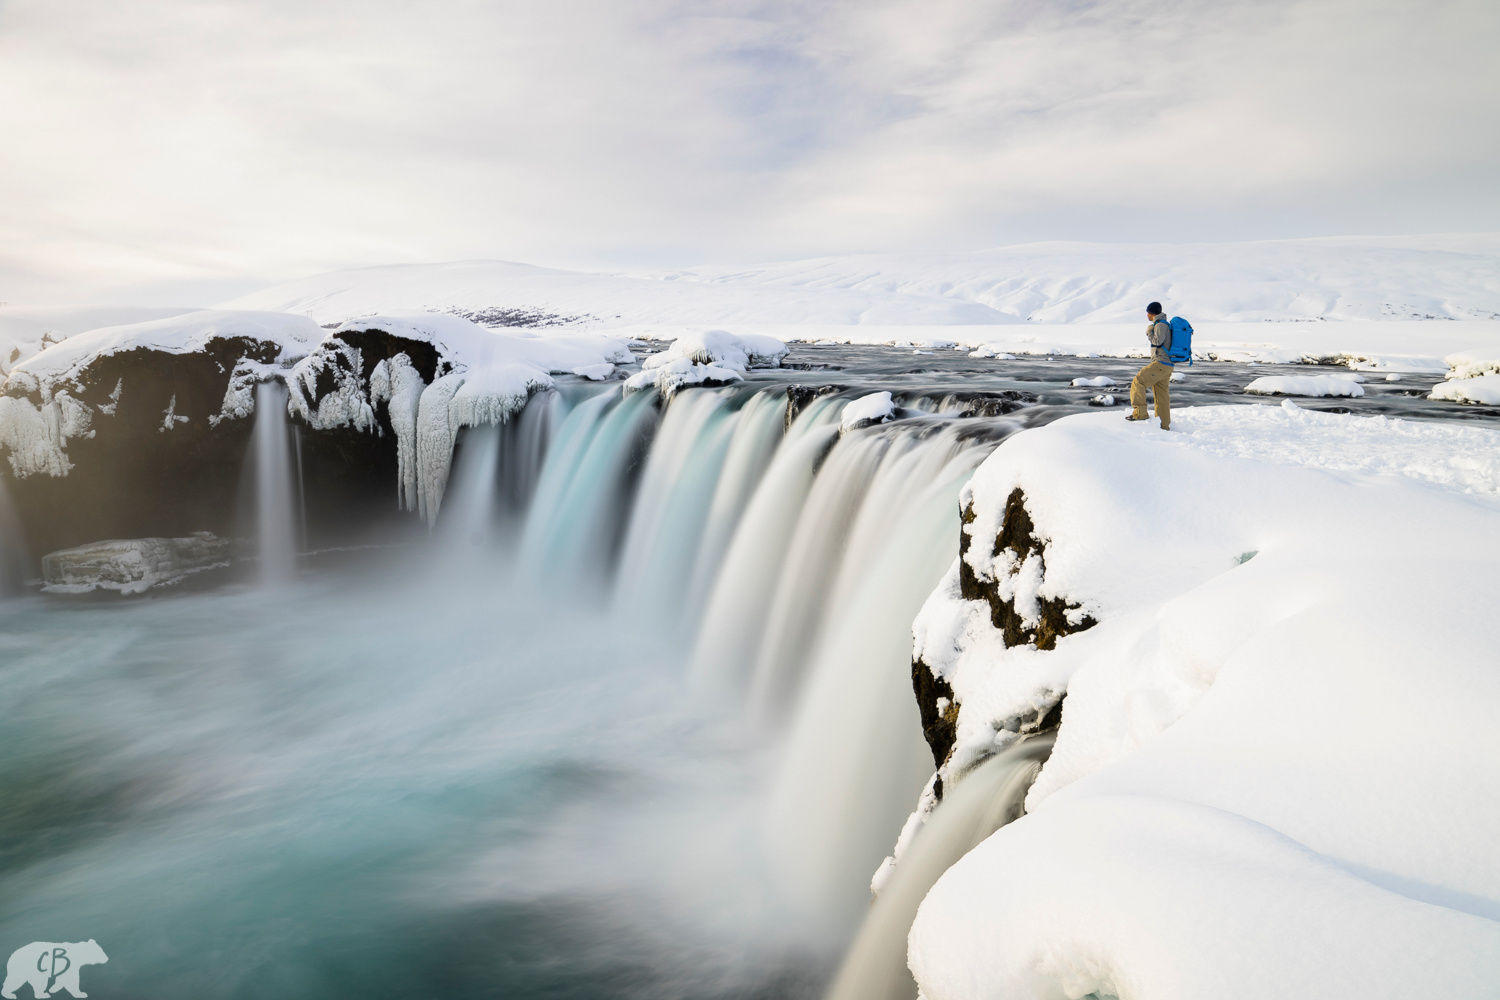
top-left (2, 0), bottom-right (1497, 304)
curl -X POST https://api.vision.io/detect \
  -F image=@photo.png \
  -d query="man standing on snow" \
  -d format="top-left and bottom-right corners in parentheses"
top-left (1127, 302), bottom-right (1173, 430)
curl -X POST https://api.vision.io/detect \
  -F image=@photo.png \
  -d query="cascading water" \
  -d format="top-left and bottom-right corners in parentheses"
top-left (824, 735), bottom-right (1056, 1000)
top-left (250, 380), bottom-right (299, 584)
top-left (760, 429), bottom-right (999, 928)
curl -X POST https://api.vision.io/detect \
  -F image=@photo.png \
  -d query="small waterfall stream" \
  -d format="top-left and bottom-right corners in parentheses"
top-left (250, 381), bottom-right (299, 584)
top-left (824, 735), bottom-right (1055, 1000)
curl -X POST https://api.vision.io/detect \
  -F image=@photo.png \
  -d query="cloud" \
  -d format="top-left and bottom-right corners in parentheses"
top-left (0, 0), bottom-right (1496, 303)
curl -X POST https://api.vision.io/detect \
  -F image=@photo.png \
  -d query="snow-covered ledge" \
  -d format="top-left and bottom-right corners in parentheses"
top-left (904, 402), bottom-right (1500, 1000)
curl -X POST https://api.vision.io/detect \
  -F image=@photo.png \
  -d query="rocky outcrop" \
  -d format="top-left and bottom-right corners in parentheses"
top-left (912, 487), bottom-right (1095, 794)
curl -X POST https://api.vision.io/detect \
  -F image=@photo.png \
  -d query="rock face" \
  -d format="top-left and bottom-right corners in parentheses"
top-left (0, 321), bottom-right (477, 567)
top-left (912, 487), bottom-right (1096, 793)
top-left (42, 533), bottom-right (231, 594)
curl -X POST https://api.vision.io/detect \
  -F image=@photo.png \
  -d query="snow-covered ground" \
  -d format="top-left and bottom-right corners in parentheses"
top-left (227, 234), bottom-right (1500, 326)
top-left (906, 403), bottom-right (1500, 1000)
top-left (0, 305), bottom-right (194, 376)
top-left (7, 236), bottom-right (1500, 378)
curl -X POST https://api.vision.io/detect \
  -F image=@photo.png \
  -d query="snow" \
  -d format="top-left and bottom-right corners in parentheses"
top-left (1069, 375), bottom-right (1115, 388)
top-left (12, 309), bottom-right (322, 381)
top-left (905, 404), bottom-right (1500, 1000)
top-left (1244, 372), bottom-right (1366, 397)
top-left (1431, 372), bottom-right (1500, 405)
top-left (840, 391), bottom-right (896, 432)
top-left (0, 306), bottom-right (193, 375)
top-left (1429, 350), bottom-right (1500, 405)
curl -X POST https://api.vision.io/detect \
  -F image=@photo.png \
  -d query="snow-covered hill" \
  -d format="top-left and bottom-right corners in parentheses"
top-left (221, 259), bottom-right (1008, 327)
top-left (224, 234), bottom-right (1500, 327)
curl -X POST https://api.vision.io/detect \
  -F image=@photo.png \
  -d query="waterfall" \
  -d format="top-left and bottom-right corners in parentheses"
top-left (760, 430), bottom-right (996, 927)
top-left (251, 381), bottom-right (299, 584)
top-left (516, 387), bottom-right (658, 590)
top-left (823, 735), bottom-right (1055, 1000)
top-left (612, 390), bottom-right (735, 622)
top-left (686, 415), bottom-right (839, 694)
top-left (360, 380), bottom-right (1019, 944)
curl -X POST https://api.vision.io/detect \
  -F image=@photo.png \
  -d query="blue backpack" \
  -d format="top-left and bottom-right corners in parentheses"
top-left (1166, 316), bottom-right (1194, 366)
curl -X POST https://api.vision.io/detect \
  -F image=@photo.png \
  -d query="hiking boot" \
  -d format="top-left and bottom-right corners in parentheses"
top-left (1125, 414), bottom-right (1149, 422)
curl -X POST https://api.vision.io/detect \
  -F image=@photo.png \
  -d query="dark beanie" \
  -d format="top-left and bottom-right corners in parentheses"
top-left (1146, 301), bottom-right (1163, 316)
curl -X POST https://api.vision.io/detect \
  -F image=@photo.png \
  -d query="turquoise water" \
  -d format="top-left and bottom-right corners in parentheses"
top-left (0, 558), bottom-right (826, 999)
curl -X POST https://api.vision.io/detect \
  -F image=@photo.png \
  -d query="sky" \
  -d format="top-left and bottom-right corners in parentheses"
top-left (1, 0), bottom-right (1497, 305)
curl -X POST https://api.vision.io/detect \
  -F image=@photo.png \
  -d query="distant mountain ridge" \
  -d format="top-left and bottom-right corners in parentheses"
top-left (223, 234), bottom-right (1500, 326)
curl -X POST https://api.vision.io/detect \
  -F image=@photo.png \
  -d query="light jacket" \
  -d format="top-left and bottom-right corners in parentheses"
top-left (1146, 317), bottom-right (1173, 366)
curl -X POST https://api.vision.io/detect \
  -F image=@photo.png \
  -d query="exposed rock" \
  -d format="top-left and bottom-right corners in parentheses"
top-left (913, 487), bottom-right (1096, 791)
top-left (784, 384), bottom-right (841, 429)
top-left (42, 532), bottom-right (230, 594)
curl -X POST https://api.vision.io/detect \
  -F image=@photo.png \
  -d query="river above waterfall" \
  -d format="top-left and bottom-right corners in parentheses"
top-left (1, 344), bottom-right (1494, 1000)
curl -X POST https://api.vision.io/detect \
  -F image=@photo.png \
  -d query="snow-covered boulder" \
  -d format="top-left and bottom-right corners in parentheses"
top-left (1429, 350), bottom-right (1500, 405)
top-left (625, 329), bottom-right (786, 397)
top-left (41, 532), bottom-right (229, 594)
top-left (1430, 372), bottom-right (1500, 405)
top-left (1244, 372), bottom-right (1366, 397)
top-left (1069, 375), bottom-right (1115, 388)
top-left (839, 391), bottom-right (896, 432)
top-left (904, 403), bottom-right (1500, 1000)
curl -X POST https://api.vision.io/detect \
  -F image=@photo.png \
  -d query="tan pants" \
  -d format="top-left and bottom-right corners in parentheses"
top-left (1130, 361), bottom-right (1172, 428)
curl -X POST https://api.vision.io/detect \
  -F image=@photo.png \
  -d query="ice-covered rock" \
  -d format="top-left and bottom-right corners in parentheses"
top-left (41, 532), bottom-right (230, 594)
top-left (1069, 375), bottom-right (1115, 388)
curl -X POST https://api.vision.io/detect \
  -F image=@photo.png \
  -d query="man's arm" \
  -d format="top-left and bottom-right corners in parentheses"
top-left (1148, 320), bottom-right (1169, 347)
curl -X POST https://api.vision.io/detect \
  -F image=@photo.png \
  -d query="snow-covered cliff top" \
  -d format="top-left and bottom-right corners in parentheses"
top-left (908, 404), bottom-right (1500, 999)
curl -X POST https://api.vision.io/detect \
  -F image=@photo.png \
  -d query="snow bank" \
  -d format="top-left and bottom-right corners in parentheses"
top-left (13, 309), bottom-right (322, 381)
top-left (0, 306), bottom-right (193, 375)
top-left (906, 404), bottom-right (1500, 1000)
top-left (624, 329), bottom-right (787, 396)
top-left (1244, 372), bottom-right (1365, 397)
top-left (840, 391), bottom-right (896, 432)
top-left (1429, 349), bottom-right (1500, 404)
